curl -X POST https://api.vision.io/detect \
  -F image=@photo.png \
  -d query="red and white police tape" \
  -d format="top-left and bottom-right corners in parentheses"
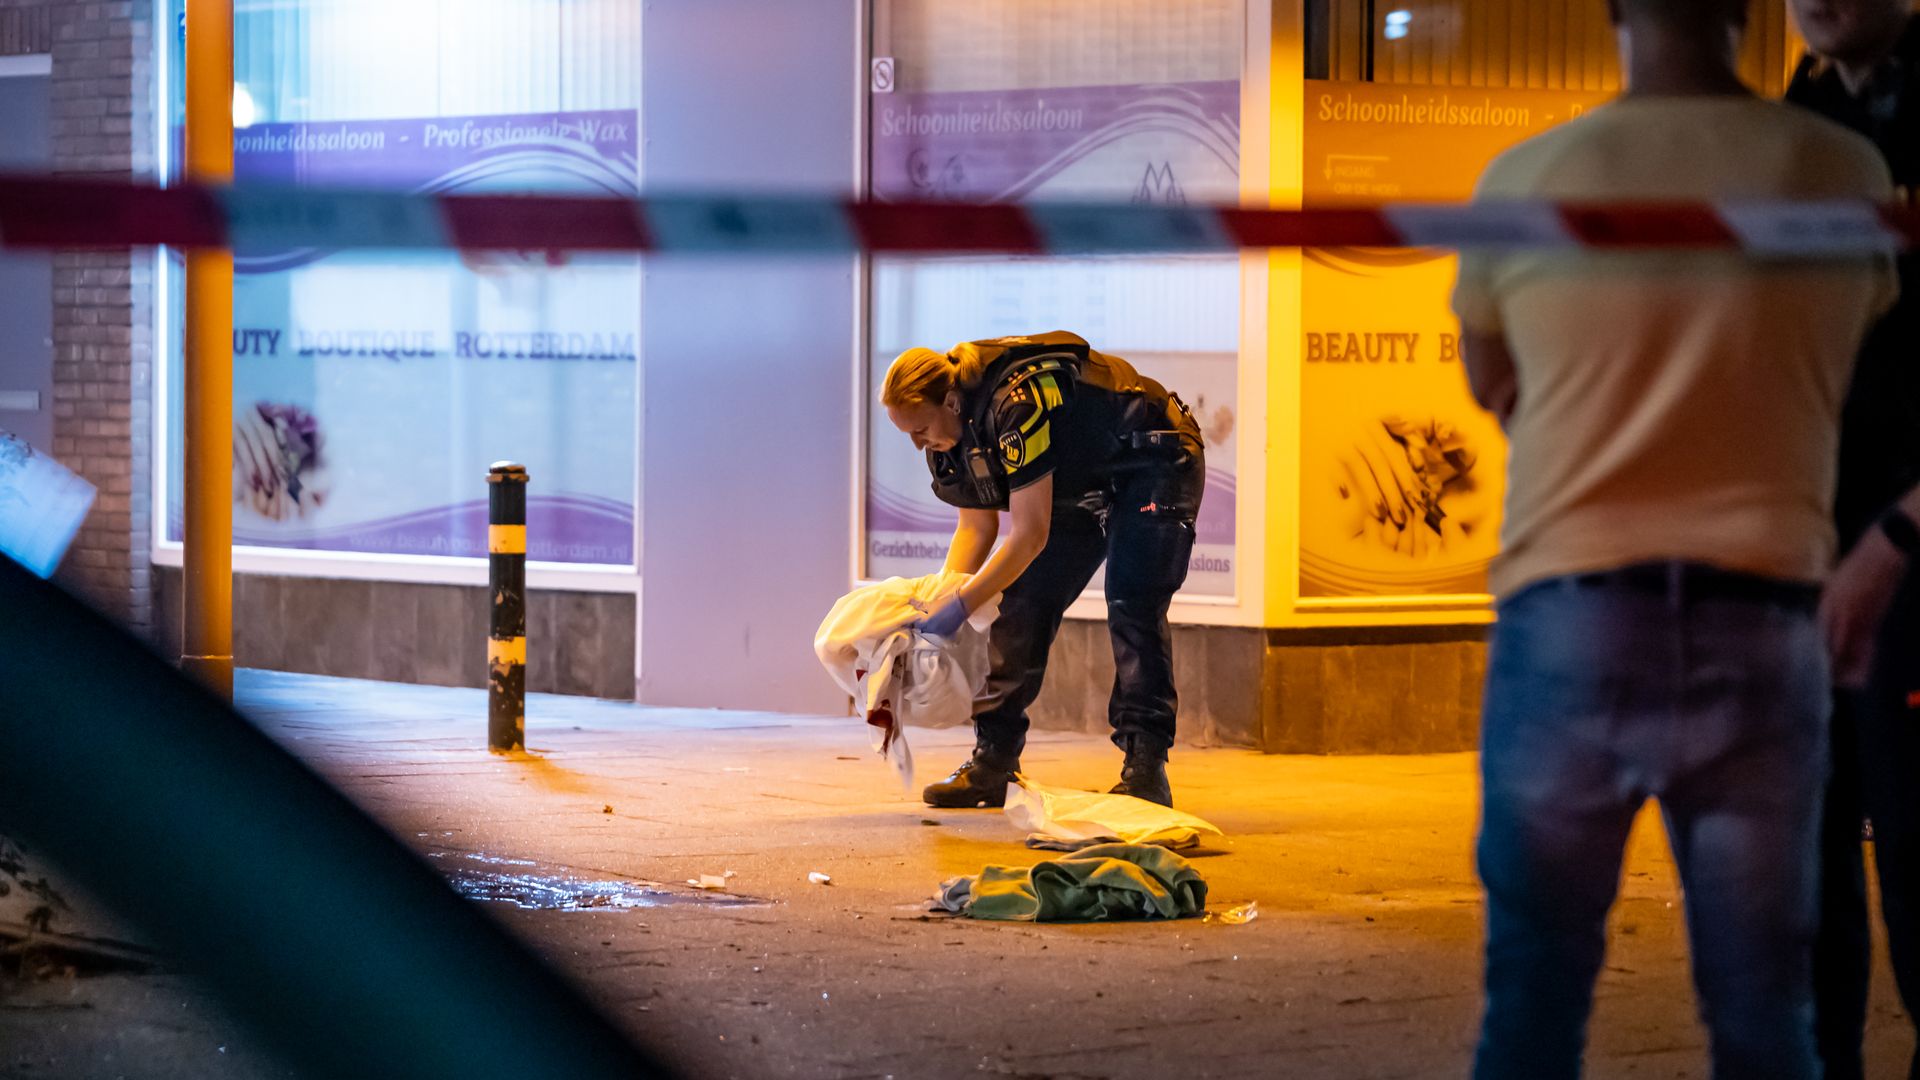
top-left (0, 173), bottom-right (1916, 256)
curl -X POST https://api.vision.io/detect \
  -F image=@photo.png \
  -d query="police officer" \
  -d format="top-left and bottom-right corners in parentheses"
top-left (881, 331), bottom-right (1204, 808)
top-left (1787, 2), bottom-right (1920, 1076)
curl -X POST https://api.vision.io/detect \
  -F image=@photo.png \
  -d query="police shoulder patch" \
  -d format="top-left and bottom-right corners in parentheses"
top-left (999, 429), bottom-right (1025, 468)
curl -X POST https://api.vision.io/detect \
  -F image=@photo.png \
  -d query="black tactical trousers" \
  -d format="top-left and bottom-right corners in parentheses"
top-left (971, 444), bottom-right (1205, 760)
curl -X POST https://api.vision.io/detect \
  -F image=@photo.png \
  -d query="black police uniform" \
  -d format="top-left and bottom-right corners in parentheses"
top-left (924, 331), bottom-right (1204, 765)
top-left (1789, 21), bottom-right (1920, 1080)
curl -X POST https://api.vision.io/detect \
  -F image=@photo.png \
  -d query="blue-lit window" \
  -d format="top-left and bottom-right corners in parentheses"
top-left (158, 0), bottom-right (640, 567)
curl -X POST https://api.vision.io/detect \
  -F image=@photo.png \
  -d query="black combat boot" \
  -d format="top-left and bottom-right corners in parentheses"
top-left (922, 744), bottom-right (1020, 809)
top-left (1109, 736), bottom-right (1172, 807)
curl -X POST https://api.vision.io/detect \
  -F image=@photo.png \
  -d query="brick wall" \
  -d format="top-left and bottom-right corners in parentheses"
top-left (36, 0), bottom-right (157, 637)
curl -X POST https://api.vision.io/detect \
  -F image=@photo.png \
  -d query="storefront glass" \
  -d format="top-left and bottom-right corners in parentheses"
top-left (1294, 0), bottom-right (1794, 600)
top-left (159, 0), bottom-right (641, 566)
top-left (863, 0), bottom-right (1245, 598)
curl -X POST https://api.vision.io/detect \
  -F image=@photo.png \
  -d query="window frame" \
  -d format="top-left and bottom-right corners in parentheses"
top-left (849, 0), bottom-right (1274, 629)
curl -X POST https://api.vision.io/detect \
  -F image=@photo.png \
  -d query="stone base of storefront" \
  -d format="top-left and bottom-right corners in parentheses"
top-left (152, 567), bottom-right (636, 700)
top-left (1029, 620), bottom-right (1487, 754)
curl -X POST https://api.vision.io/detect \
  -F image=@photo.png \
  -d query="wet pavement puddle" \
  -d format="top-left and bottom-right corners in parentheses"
top-left (436, 854), bottom-right (767, 911)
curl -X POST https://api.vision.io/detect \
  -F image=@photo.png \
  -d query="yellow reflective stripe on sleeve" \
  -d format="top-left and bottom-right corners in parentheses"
top-left (488, 525), bottom-right (526, 554)
top-left (1023, 421), bottom-right (1051, 463)
top-left (1038, 375), bottom-right (1064, 410)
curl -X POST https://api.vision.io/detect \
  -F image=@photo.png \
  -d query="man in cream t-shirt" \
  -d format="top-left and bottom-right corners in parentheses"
top-left (1451, 0), bottom-right (1897, 1076)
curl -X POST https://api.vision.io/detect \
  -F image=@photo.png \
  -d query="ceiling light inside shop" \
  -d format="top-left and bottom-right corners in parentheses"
top-left (1385, 9), bottom-right (1412, 40)
top-left (232, 84), bottom-right (256, 129)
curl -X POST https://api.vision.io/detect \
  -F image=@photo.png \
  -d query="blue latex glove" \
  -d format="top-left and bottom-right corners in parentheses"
top-left (916, 594), bottom-right (971, 638)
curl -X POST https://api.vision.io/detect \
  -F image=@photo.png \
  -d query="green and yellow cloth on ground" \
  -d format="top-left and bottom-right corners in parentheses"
top-left (932, 842), bottom-right (1208, 921)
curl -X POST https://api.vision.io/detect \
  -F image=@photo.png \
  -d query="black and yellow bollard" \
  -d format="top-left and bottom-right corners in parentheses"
top-left (487, 462), bottom-right (528, 753)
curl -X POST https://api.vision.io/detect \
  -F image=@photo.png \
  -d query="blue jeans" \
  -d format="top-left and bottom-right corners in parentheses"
top-left (1474, 562), bottom-right (1830, 1080)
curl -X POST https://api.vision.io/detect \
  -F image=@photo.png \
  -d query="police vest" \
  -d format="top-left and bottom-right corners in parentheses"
top-left (926, 335), bottom-right (1189, 512)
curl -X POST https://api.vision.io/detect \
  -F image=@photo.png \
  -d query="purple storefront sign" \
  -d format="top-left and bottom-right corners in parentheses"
top-left (871, 81), bottom-right (1239, 204)
top-left (231, 109), bottom-right (639, 274)
top-left (234, 110), bottom-right (638, 188)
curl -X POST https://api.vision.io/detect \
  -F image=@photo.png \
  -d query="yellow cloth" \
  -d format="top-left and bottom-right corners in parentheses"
top-left (1452, 96), bottom-right (1898, 599)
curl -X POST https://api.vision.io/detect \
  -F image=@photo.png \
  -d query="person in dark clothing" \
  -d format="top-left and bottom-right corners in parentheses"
top-left (880, 331), bottom-right (1203, 809)
top-left (1788, 2), bottom-right (1920, 1076)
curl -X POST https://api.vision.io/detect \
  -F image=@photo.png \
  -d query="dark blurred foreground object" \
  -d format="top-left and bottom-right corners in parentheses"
top-left (0, 554), bottom-right (673, 1079)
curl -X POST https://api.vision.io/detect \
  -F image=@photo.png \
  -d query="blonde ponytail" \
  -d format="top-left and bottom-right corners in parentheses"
top-left (880, 347), bottom-right (953, 409)
top-left (880, 342), bottom-right (996, 408)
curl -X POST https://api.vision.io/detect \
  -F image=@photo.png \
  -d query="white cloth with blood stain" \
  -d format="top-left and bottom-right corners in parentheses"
top-left (814, 572), bottom-right (999, 796)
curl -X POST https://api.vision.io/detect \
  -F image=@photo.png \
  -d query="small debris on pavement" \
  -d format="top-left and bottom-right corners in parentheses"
top-left (808, 872), bottom-right (832, 886)
top-left (602, 805), bottom-right (613, 814)
top-left (689, 874), bottom-right (729, 891)
top-left (1205, 901), bottom-right (1258, 925)
top-left (920, 819), bottom-right (940, 826)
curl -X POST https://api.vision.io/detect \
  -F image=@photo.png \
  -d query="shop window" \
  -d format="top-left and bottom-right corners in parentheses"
top-left (864, 0), bottom-right (1245, 598)
top-left (1294, 0), bottom-right (1801, 602)
top-left (158, 0), bottom-right (640, 567)
top-left (1305, 0), bottom-right (1798, 94)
